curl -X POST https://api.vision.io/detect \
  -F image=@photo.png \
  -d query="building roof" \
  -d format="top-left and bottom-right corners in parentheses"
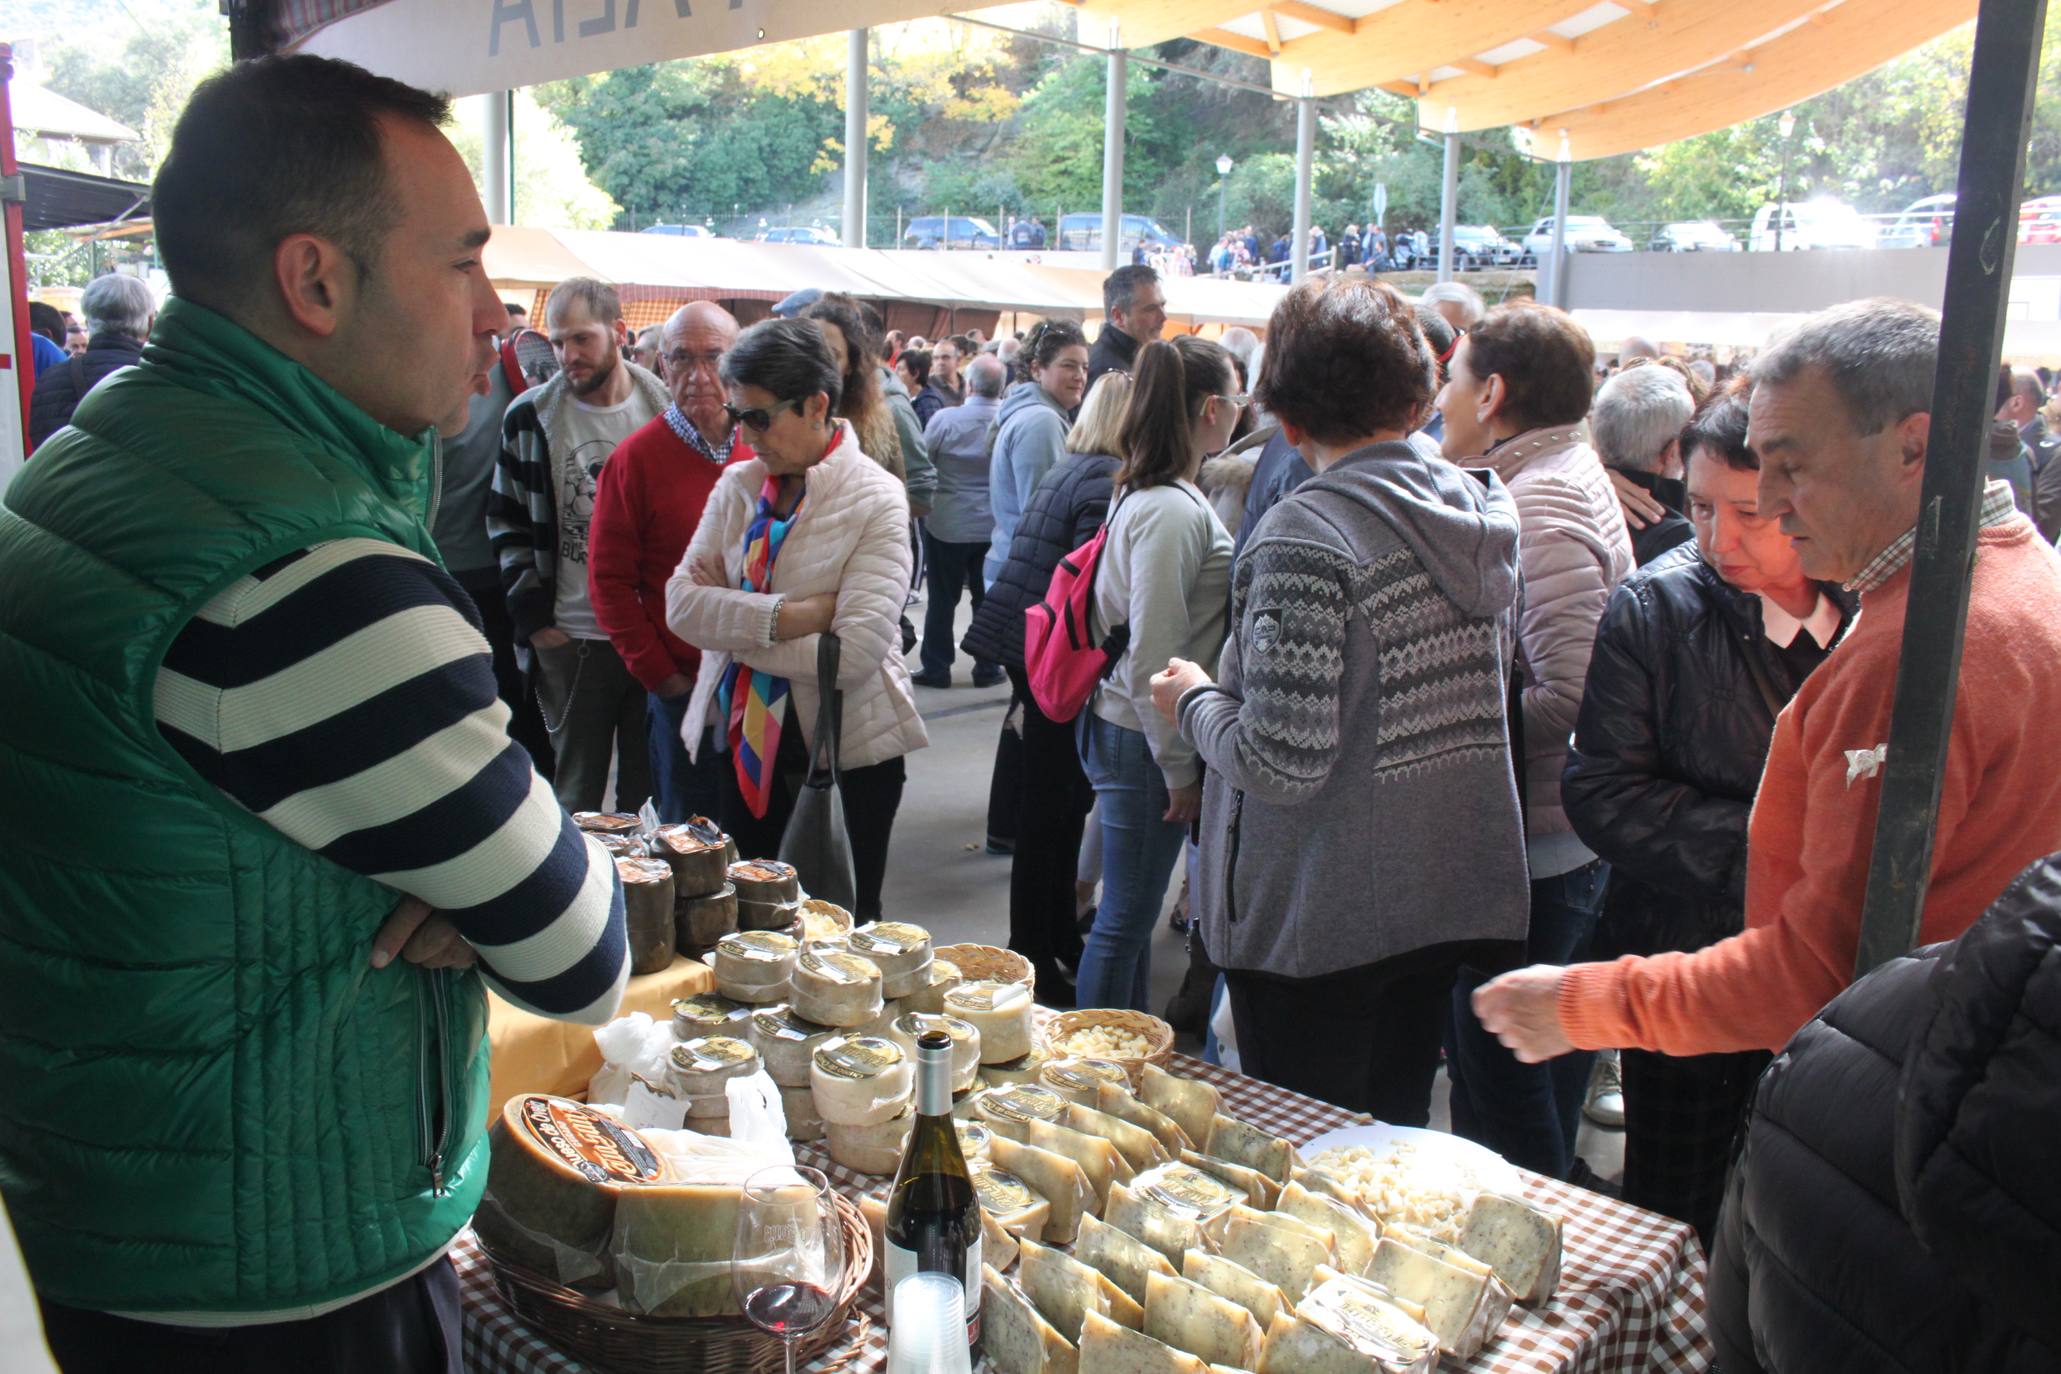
top-left (9, 80), bottom-right (139, 145)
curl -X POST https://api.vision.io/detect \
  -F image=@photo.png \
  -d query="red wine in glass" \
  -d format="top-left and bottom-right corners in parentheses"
top-left (744, 1280), bottom-right (837, 1337)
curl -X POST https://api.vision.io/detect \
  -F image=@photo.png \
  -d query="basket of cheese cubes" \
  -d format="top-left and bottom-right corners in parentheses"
top-left (1038, 1008), bottom-right (1175, 1088)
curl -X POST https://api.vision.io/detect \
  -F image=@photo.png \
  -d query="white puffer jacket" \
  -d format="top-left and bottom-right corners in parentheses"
top-left (666, 421), bottom-right (928, 770)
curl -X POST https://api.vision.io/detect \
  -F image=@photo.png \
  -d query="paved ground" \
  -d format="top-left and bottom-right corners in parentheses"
top-left (882, 591), bottom-right (1624, 1180)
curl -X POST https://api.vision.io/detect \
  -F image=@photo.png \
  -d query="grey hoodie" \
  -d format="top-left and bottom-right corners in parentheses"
top-left (1179, 439), bottom-right (1532, 980)
top-left (985, 381), bottom-right (1072, 583)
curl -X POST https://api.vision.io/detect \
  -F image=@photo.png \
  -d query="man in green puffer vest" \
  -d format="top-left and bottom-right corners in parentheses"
top-left (0, 57), bottom-right (629, 1371)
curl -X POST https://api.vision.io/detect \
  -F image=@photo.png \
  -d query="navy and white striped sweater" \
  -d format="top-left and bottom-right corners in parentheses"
top-left (152, 537), bottom-right (629, 1023)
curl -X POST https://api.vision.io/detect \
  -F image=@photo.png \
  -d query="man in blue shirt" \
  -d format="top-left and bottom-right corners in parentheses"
top-left (27, 302), bottom-right (67, 377)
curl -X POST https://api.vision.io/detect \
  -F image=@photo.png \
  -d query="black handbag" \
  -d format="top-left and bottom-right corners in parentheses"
top-left (777, 633), bottom-right (858, 910)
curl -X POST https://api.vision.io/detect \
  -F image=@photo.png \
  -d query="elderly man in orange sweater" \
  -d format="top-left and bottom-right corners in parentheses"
top-left (1476, 297), bottom-right (2061, 1064)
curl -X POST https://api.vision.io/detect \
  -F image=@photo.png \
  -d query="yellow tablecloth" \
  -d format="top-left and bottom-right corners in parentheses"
top-left (485, 956), bottom-right (714, 1114)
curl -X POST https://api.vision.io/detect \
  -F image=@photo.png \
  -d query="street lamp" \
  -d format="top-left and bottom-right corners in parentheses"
top-left (1216, 154), bottom-right (1233, 242)
top-left (1775, 109), bottom-right (1797, 253)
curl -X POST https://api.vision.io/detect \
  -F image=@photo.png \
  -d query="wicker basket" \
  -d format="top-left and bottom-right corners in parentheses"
top-left (933, 943), bottom-right (1035, 991)
top-left (1038, 1008), bottom-right (1175, 1088)
top-left (482, 1191), bottom-right (874, 1374)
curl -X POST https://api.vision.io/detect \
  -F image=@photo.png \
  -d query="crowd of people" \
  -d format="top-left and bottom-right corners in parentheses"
top-left (6, 50), bottom-right (2061, 1374)
top-left (1206, 221), bottom-right (1448, 277)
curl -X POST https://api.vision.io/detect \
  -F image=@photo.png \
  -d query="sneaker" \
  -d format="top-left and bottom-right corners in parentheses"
top-left (1583, 1050), bottom-right (1626, 1129)
top-left (984, 835), bottom-right (1016, 856)
top-left (910, 670), bottom-right (951, 689)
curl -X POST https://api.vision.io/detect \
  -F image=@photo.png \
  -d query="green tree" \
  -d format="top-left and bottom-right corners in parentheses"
top-left (449, 92), bottom-right (618, 231)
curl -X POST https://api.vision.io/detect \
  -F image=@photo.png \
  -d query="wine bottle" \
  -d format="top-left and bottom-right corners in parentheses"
top-left (884, 1030), bottom-right (982, 1355)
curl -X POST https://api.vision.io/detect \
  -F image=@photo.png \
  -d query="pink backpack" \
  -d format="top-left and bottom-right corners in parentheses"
top-left (1024, 497), bottom-right (1132, 722)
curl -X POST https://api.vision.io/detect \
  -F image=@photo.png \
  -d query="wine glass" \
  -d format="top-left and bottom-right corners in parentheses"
top-left (733, 1164), bottom-right (848, 1374)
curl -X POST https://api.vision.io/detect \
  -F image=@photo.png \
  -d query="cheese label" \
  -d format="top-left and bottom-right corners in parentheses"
top-left (1042, 1057), bottom-right (1130, 1094)
top-left (615, 857), bottom-right (673, 884)
top-left (574, 811), bottom-right (641, 833)
top-left (894, 1012), bottom-right (976, 1047)
top-left (656, 824), bottom-right (722, 855)
top-left (980, 1084), bottom-right (1065, 1124)
top-left (672, 1036), bottom-right (756, 1072)
top-left (515, 1096), bottom-right (662, 1185)
top-left (723, 931), bottom-right (798, 960)
top-left (957, 1120), bottom-right (993, 1157)
top-left (975, 1168), bottom-right (1036, 1213)
top-left (753, 1005), bottom-right (831, 1041)
top-left (673, 994), bottom-right (748, 1029)
top-left (800, 949), bottom-right (878, 984)
top-left (1136, 1164), bottom-right (1237, 1218)
top-left (730, 860), bottom-right (797, 883)
top-left (851, 921), bottom-right (928, 955)
top-left (1302, 1280), bottom-right (1439, 1361)
top-left (815, 1036), bottom-right (905, 1080)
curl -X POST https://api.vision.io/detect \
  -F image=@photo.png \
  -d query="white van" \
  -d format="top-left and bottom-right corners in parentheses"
top-left (1749, 200), bottom-right (1877, 252)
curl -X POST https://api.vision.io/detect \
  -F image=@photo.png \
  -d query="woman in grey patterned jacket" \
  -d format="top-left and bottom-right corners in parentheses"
top-left (1151, 277), bottom-right (1530, 1123)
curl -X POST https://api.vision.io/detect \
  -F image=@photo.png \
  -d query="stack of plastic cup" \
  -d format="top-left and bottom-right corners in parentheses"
top-left (888, 1273), bottom-right (973, 1374)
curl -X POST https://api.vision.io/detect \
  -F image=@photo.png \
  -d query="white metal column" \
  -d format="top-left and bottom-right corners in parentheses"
top-left (1437, 130), bottom-right (1459, 284)
top-left (1290, 91), bottom-right (1315, 283)
top-left (1547, 155), bottom-right (1571, 307)
top-left (843, 29), bottom-right (868, 248)
top-left (483, 91), bottom-right (513, 225)
top-left (1101, 32), bottom-right (1126, 273)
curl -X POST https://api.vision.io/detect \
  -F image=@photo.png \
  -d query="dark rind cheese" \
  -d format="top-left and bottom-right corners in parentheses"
top-left (615, 858), bottom-right (677, 976)
top-left (727, 858), bottom-right (800, 904)
top-left (573, 811), bottom-right (642, 835)
top-left (675, 882), bottom-right (739, 951)
top-left (653, 821), bottom-right (731, 897)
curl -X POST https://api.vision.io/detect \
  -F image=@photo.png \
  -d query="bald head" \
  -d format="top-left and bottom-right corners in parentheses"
top-left (664, 300), bottom-right (740, 435)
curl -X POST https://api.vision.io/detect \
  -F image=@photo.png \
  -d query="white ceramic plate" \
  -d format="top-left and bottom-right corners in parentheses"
top-left (1299, 1122), bottom-right (1523, 1197)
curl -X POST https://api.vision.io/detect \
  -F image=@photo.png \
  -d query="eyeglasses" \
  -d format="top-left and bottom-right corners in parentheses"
top-left (1218, 393), bottom-right (1251, 410)
top-left (723, 398), bottom-right (803, 433)
top-left (667, 350), bottom-right (726, 374)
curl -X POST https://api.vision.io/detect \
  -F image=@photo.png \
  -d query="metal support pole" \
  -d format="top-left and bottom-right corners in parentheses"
top-left (843, 29), bottom-right (868, 249)
top-left (1437, 131), bottom-right (1459, 284)
top-left (483, 91), bottom-right (513, 226)
top-left (1855, 0), bottom-right (2046, 976)
top-left (1547, 157), bottom-right (1571, 307)
top-left (1291, 94), bottom-right (1315, 284)
top-left (1101, 36), bottom-right (1126, 273)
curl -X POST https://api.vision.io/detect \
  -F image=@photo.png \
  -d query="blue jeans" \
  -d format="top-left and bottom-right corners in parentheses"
top-left (648, 692), bottom-right (724, 824)
top-left (1447, 859), bottom-right (1610, 1179)
top-left (1074, 712), bottom-right (1189, 1011)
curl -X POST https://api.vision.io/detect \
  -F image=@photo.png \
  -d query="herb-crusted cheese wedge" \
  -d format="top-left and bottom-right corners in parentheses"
top-left (1078, 1309), bottom-right (1207, 1374)
top-left (987, 1263), bottom-right (1080, 1374)
top-left (1075, 1211), bottom-right (1178, 1305)
top-left (1020, 1237), bottom-right (1145, 1343)
top-left (1142, 1271), bottom-right (1264, 1370)
top-left (1179, 1249), bottom-right (1288, 1331)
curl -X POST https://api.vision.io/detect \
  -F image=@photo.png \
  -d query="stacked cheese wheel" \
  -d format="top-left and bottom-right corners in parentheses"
top-left (654, 817), bottom-right (737, 952)
top-left (712, 930), bottom-right (799, 1004)
top-left (664, 1035), bottom-right (760, 1134)
top-left (614, 858), bottom-right (677, 977)
top-left (729, 860), bottom-right (802, 932)
top-left (810, 1034), bottom-right (914, 1174)
top-left (846, 921), bottom-right (935, 999)
top-left (750, 1002), bottom-right (841, 1141)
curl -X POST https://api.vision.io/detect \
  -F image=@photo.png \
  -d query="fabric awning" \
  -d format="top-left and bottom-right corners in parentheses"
top-left (17, 163), bottom-right (150, 233)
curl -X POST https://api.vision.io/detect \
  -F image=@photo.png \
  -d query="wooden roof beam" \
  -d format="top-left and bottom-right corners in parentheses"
top-left (1452, 57), bottom-right (1499, 78)
top-left (1193, 26), bottom-right (1275, 60)
top-left (1269, 1), bottom-right (1354, 34)
top-left (1267, 0), bottom-right (1600, 95)
top-left (1260, 8), bottom-right (1285, 54)
top-left (1533, 30), bottom-right (1577, 53)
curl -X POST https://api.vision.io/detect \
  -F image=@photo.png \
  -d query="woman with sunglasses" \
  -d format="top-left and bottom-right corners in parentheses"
top-left (1073, 335), bottom-right (1240, 1012)
top-left (664, 319), bottom-right (927, 920)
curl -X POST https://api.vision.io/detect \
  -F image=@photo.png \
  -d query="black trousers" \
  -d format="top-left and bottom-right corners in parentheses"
top-left (1621, 1046), bottom-right (1772, 1249)
top-left (717, 705), bottom-right (906, 921)
top-left (1003, 666), bottom-right (1093, 987)
top-left (454, 567), bottom-right (554, 782)
top-left (920, 531), bottom-right (997, 680)
top-left (1227, 942), bottom-right (1504, 1125)
top-left (39, 1255), bottom-right (463, 1374)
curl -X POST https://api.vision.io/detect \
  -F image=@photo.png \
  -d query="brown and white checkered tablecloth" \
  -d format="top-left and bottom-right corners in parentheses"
top-left (458, 1047), bottom-right (1713, 1373)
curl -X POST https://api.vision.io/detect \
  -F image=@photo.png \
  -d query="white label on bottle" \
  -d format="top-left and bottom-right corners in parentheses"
top-left (883, 1234), bottom-right (982, 1347)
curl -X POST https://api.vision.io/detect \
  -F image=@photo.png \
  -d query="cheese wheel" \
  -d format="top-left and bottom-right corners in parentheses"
top-left (975, 1083), bottom-right (1068, 1136)
top-left (727, 858), bottom-right (800, 904)
top-left (824, 1107), bottom-right (912, 1174)
top-left (737, 896), bottom-right (803, 933)
top-left (1078, 1308), bottom-right (1207, 1374)
top-left (671, 992), bottom-right (752, 1040)
top-left (676, 882), bottom-right (738, 951)
top-left (885, 1012), bottom-right (982, 1093)
top-left (1142, 1271), bottom-right (1264, 1370)
top-left (880, 954), bottom-right (936, 1001)
top-left (652, 821), bottom-right (731, 897)
top-left (789, 948), bottom-right (886, 1028)
top-left (983, 1264), bottom-right (1075, 1374)
top-left (944, 980), bottom-right (1034, 1063)
top-left (1041, 1056), bottom-right (1133, 1106)
top-left (574, 811), bottom-right (642, 835)
top-left (976, 1166), bottom-right (1053, 1239)
top-left (847, 920), bottom-right (933, 977)
top-left (900, 957), bottom-right (963, 1015)
top-left (473, 1095), bottom-right (666, 1285)
top-left (749, 1003), bottom-right (840, 1087)
top-left (799, 897), bottom-right (855, 945)
top-left (809, 1034), bottom-right (913, 1126)
top-left (1457, 1192), bottom-right (1562, 1306)
top-left (712, 930), bottom-right (798, 1003)
top-left (1140, 1065), bottom-right (1221, 1152)
top-left (1019, 1237), bottom-right (1145, 1342)
top-left (609, 1180), bottom-right (745, 1317)
top-left (981, 1047), bottom-right (1051, 1087)
top-left (616, 858), bottom-right (678, 976)
top-left (779, 1084), bottom-right (827, 1141)
top-left (666, 1035), bottom-right (759, 1098)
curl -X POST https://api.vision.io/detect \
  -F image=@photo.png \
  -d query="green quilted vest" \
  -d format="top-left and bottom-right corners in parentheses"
top-left (0, 298), bottom-right (491, 1314)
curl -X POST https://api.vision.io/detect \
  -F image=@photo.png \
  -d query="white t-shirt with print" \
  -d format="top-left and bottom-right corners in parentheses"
top-left (551, 391), bottom-right (652, 640)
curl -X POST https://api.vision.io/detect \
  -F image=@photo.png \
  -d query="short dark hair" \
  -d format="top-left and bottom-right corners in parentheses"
top-left (1464, 302), bottom-right (1597, 430)
top-left (1413, 304), bottom-right (1457, 376)
top-left (28, 301), bottom-right (64, 345)
top-left (899, 348), bottom-right (931, 388)
top-left (151, 55), bottom-right (451, 312)
top-left (1257, 278), bottom-right (1434, 443)
top-left (720, 317), bottom-right (843, 413)
top-left (1680, 376), bottom-right (1757, 472)
top-left (1022, 319), bottom-right (1088, 372)
top-left (1103, 264), bottom-right (1160, 317)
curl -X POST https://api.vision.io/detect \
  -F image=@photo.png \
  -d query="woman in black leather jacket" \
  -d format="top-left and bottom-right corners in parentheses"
top-left (1562, 381), bottom-right (1854, 1244)
top-left (1711, 851), bottom-right (2061, 1373)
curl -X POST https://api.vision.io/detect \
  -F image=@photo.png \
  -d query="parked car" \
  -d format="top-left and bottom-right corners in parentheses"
top-left (1521, 215), bottom-right (1634, 263)
top-left (1424, 224), bottom-right (1521, 270)
top-left (1055, 212), bottom-right (1182, 255)
top-left (902, 215), bottom-right (1001, 250)
top-left (1749, 200), bottom-right (1877, 252)
top-left (641, 223), bottom-right (714, 238)
top-left (1648, 220), bottom-right (1741, 252)
top-left (1878, 194), bottom-right (1956, 249)
top-left (760, 225), bottom-right (840, 246)
top-left (2019, 195), bottom-right (2061, 245)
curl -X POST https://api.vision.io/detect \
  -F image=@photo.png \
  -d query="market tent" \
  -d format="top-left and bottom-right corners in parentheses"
top-left (479, 222), bottom-right (603, 289)
top-left (7, 78), bottom-right (137, 146)
top-left (16, 164), bottom-right (148, 233)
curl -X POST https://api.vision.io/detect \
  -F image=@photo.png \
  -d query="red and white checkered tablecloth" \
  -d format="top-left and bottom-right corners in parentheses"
top-left (459, 1047), bottom-right (1713, 1374)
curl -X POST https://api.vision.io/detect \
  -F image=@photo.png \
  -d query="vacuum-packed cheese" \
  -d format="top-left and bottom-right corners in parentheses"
top-left (1108, 1166), bottom-right (1240, 1262)
top-left (945, 980), bottom-right (1036, 1062)
top-left (809, 1034), bottom-right (913, 1126)
top-left (665, 1035), bottom-right (759, 1099)
top-left (848, 920), bottom-right (933, 979)
top-left (1275, 1181), bottom-right (1378, 1274)
top-left (985, 1200), bottom-right (1022, 1271)
top-left (727, 858), bottom-right (800, 904)
top-left (977, 1167), bottom-right (1054, 1239)
top-left (1078, 1309), bottom-right (1206, 1374)
top-left (1139, 1065), bottom-right (1221, 1150)
top-left (574, 811), bottom-right (641, 835)
top-left (712, 929), bottom-right (798, 1002)
top-left (1178, 1151), bottom-right (1278, 1209)
top-left (1042, 1057), bottom-right (1133, 1107)
top-left (990, 1133), bottom-right (1095, 1245)
top-left (957, 1118), bottom-right (994, 1165)
top-left (976, 1083), bottom-right (1069, 1136)
top-left (1019, 1237), bottom-right (1145, 1340)
top-left (593, 832), bottom-right (647, 858)
top-left (901, 957), bottom-right (963, 1014)
top-left (985, 1263), bottom-right (1079, 1374)
top-left (1457, 1192), bottom-right (1562, 1306)
top-left (1094, 1082), bottom-right (1192, 1155)
top-left (1295, 1273), bottom-right (1441, 1373)
top-left (886, 1011), bottom-right (982, 1093)
top-left (779, 1084), bottom-right (826, 1141)
top-left (825, 1107), bottom-right (913, 1174)
top-left (789, 948), bottom-right (886, 1028)
top-left (1257, 1306), bottom-right (1437, 1374)
top-left (1074, 1212), bottom-right (1177, 1306)
top-left (1065, 1102), bottom-right (1170, 1174)
top-left (1202, 1115), bottom-right (1294, 1184)
top-left (1219, 1213), bottom-right (1330, 1301)
top-left (652, 820), bottom-right (730, 897)
top-left (1142, 1271), bottom-right (1263, 1370)
top-left (676, 882), bottom-right (738, 951)
top-left (672, 992), bottom-right (752, 1039)
top-left (610, 1179), bottom-right (745, 1317)
top-left (1365, 1236), bottom-right (1509, 1361)
top-left (750, 1003), bottom-right (841, 1087)
top-left (616, 858), bottom-right (678, 976)
top-left (473, 1095), bottom-right (666, 1285)
top-left (981, 1047), bottom-right (1051, 1087)
top-left (1024, 1116), bottom-right (1129, 1209)
top-left (1179, 1250), bottom-right (1286, 1331)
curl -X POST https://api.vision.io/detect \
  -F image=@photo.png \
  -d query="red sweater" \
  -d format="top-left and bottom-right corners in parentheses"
top-left (1559, 518), bottom-right (2061, 1055)
top-left (587, 415), bottom-right (750, 692)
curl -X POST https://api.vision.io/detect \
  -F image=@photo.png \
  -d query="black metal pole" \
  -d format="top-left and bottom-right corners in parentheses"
top-left (1853, 0), bottom-right (2047, 978)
